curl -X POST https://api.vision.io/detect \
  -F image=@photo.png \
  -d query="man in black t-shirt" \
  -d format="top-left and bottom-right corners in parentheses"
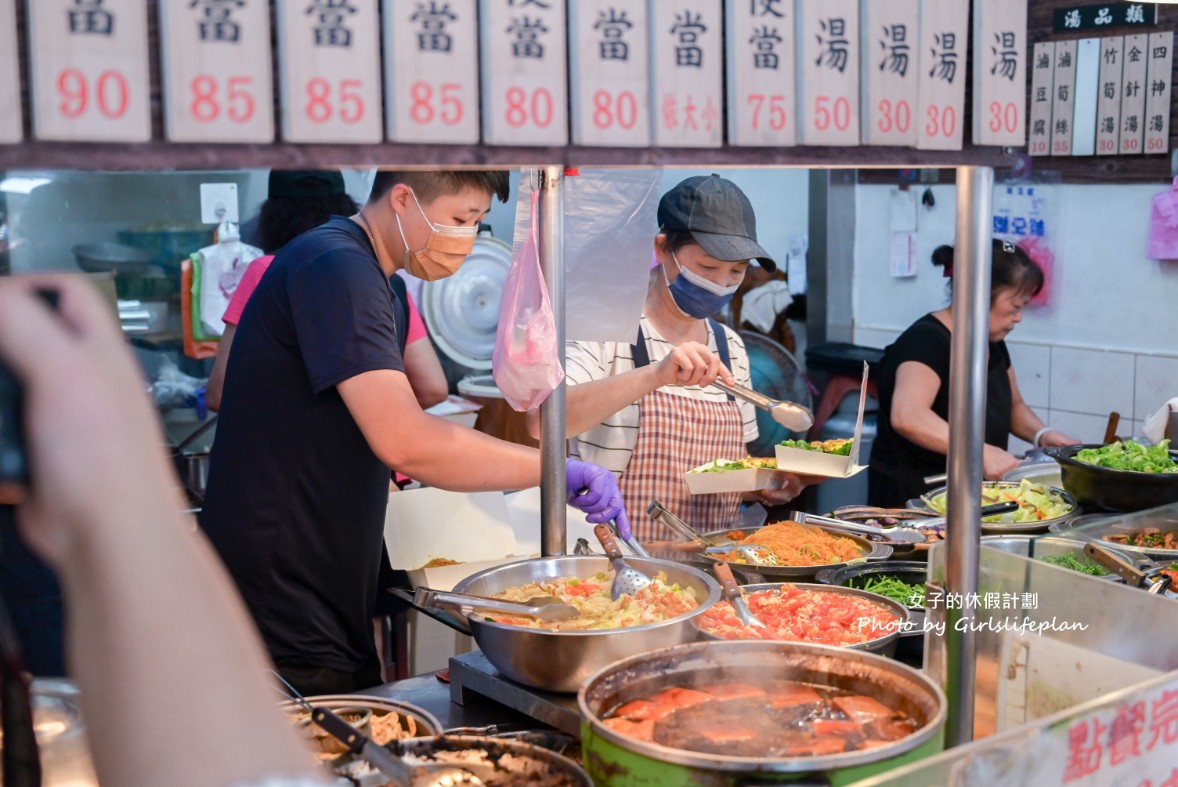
top-left (200, 171), bottom-right (630, 695)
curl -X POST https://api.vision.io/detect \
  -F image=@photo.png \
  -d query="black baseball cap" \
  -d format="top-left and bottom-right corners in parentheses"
top-left (268, 170), bottom-right (346, 199)
top-left (657, 174), bottom-right (776, 272)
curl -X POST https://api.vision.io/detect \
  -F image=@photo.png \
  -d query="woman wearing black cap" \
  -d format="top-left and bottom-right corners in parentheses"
top-left (867, 240), bottom-right (1078, 508)
top-left (535, 175), bottom-right (813, 541)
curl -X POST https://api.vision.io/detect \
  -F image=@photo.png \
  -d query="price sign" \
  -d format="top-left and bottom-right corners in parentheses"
top-left (275, 0), bottom-right (380, 144)
top-left (797, 0), bottom-right (859, 146)
top-left (1095, 37), bottom-right (1123, 156)
top-left (650, 0), bottom-right (723, 147)
top-left (384, 0), bottom-right (478, 144)
top-left (0, 0), bottom-right (20, 143)
top-left (1143, 32), bottom-right (1173, 155)
top-left (972, 0), bottom-right (1027, 147)
top-left (915, 0), bottom-right (969, 150)
top-left (1119, 34), bottom-right (1148, 155)
top-left (569, 0), bottom-right (650, 147)
top-left (725, 0), bottom-right (795, 147)
top-left (1072, 38), bottom-right (1100, 156)
top-left (159, 0), bottom-right (274, 143)
top-left (1051, 40), bottom-right (1077, 155)
top-left (479, 0), bottom-right (567, 146)
top-left (1028, 42), bottom-right (1055, 156)
top-left (27, 0), bottom-right (150, 142)
top-left (861, 0), bottom-right (918, 146)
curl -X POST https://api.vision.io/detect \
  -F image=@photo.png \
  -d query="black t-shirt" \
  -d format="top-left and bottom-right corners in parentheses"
top-left (870, 313), bottom-right (1012, 493)
top-left (200, 216), bottom-right (405, 674)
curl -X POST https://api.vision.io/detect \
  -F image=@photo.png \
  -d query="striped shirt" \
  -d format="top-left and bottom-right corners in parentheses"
top-left (566, 317), bottom-right (758, 476)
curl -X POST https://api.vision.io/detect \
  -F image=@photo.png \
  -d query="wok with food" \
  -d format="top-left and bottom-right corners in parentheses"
top-left (484, 571), bottom-right (699, 630)
top-left (1048, 444), bottom-right (1178, 513)
top-left (415, 556), bottom-right (720, 692)
top-left (579, 641), bottom-right (946, 782)
top-left (695, 583), bottom-right (907, 654)
top-left (921, 479), bottom-right (1076, 532)
top-left (707, 521), bottom-right (892, 579)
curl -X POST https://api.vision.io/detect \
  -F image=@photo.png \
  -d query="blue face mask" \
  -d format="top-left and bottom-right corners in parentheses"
top-left (663, 251), bottom-right (742, 318)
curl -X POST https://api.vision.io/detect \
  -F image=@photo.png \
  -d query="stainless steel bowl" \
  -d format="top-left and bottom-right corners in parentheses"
top-left (980, 535), bottom-right (1134, 580)
top-left (449, 556), bottom-right (721, 693)
top-left (71, 242), bottom-right (154, 274)
top-left (920, 481), bottom-right (1080, 534)
top-left (694, 582), bottom-right (911, 657)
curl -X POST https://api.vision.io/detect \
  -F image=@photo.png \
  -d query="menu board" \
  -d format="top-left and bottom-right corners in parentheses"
top-left (725, 0), bottom-right (796, 147)
top-left (1144, 32), bottom-right (1173, 155)
top-left (915, 0), bottom-right (969, 151)
top-left (1119, 34), bottom-right (1148, 155)
top-left (972, 0), bottom-right (1027, 147)
top-left (1028, 42), bottom-right (1055, 156)
top-left (1095, 36), bottom-right (1124, 157)
top-left (479, 0), bottom-right (568, 146)
top-left (275, 0), bottom-right (382, 144)
top-left (650, 0), bottom-right (724, 148)
top-left (797, 0), bottom-right (860, 146)
top-left (159, 0), bottom-right (274, 143)
top-left (27, 0), bottom-right (151, 141)
top-left (568, 0), bottom-right (651, 147)
top-left (0, 0), bottom-right (20, 143)
top-left (1051, 40), bottom-right (1077, 156)
top-left (1071, 38), bottom-right (1099, 156)
top-left (860, 0), bottom-right (919, 147)
top-left (384, 0), bottom-right (479, 145)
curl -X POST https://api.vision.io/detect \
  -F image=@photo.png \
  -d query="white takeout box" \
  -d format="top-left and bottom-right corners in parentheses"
top-left (774, 362), bottom-right (870, 479)
top-left (684, 460), bottom-right (780, 495)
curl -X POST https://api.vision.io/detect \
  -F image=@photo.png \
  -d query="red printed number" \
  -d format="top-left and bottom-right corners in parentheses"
top-left (592, 89), bottom-right (638, 130)
top-left (189, 75), bottom-right (255, 123)
top-left (1054, 140), bottom-right (1071, 153)
top-left (1148, 137), bottom-right (1167, 151)
top-left (748, 94), bottom-right (787, 131)
top-left (505, 86), bottom-right (553, 128)
top-left (57, 68), bottom-right (128, 120)
top-left (1122, 136), bottom-right (1140, 152)
top-left (1098, 138), bottom-right (1116, 152)
top-left (1031, 140), bottom-right (1049, 154)
top-left (409, 82), bottom-right (463, 126)
top-left (924, 104), bottom-right (957, 138)
top-left (306, 78), bottom-right (365, 124)
top-left (988, 101), bottom-right (1019, 134)
top-left (814, 96), bottom-right (851, 132)
top-left (877, 99), bottom-right (911, 134)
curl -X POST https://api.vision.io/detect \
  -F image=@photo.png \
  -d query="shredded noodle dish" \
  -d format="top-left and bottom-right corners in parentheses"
top-left (488, 572), bottom-right (698, 631)
top-left (716, 522), bottom-right (862, 567)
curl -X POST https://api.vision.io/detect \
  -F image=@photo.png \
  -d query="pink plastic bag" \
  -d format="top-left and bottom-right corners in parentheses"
top-left (1148, 176), bottom-right (1178, 261)
top-left (492, 189), bottom-right (565, 411)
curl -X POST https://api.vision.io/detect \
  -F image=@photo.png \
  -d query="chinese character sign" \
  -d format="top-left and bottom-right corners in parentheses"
top-left (0, 0), bottom-right (21, 143)
top-left (1053, 3), bottom-right (1157, 33)
top-left (797, 0), bottom-right (859, 145)
top-left (725, 0), bottom-right (796, 146)
top-left (276, 0), bottom-right (381, 143)
top-left (479, 0), bottom-right (568, 145)
top-left (385, 0), bottom-right (479, 144)
top-left (569, 0), bottom-right (651, 146)
top-left (1120, 33), bottom-right (1148, 154)
top-left (28, 0), bottom-right (151, 141)
top-left (650, 0), bottom-right (723, 147)
top-left (915, 0), bottom-right (969, 150)
top-left (862, 0), bottom-right (919, 146)
top-left (972, 0), bottom-right (1027, 146)
top-left (1051, 39), bottom-right (1077, 155)
top-left (1028, 41), bottom-right (1056, 155)
top-left (1143, 32), bottom-right (1172, 155)
top-left (1095, 36), bottom-right (1124, 156)
top-left (158, 0), bottom-right (274, 142)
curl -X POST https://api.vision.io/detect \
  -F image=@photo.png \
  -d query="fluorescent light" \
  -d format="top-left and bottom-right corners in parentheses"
top-left (0, 177), bottom-right (52, 195)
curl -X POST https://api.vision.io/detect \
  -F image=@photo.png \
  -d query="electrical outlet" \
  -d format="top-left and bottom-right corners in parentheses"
top-left (200, 183), bottom-right (239, 224)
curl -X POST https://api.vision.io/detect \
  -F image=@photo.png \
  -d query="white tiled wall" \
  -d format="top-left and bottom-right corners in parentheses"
top-left (1049, 347), bottom-right (1136, 421)
top-left (1006, 342), bottom-right (1051, 410)
top-left (1135, 355), bottom-right (1178, 427)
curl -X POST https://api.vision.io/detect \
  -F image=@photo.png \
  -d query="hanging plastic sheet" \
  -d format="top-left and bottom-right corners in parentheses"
top-left (513, 168), bottom-right (660, 343)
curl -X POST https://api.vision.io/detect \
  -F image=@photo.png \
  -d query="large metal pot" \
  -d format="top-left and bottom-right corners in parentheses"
top-left (980, 535), bottom-right (1134, 581)
top-left (578, 641), bottom-right (946, 786)
top-left (814, 560), bottom-right (930, 663)
top-left (918, 481), bottom-right (1080, 534)
top-left (438, 556), bottom-right (721, 693)
top-left (693, 582), bottom-right (911, 658)
top-left (1047, 444), bottom-right (1178, 513)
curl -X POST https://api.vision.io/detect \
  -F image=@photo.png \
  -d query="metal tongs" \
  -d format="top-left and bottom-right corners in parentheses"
top-left (711, 380), bottom-right (815, 433)
top-left (413, 588), bottom-right (580, 622)
top-left (647, 501), bottom-right (782, 566)
top-left (1084, 543), bottom-right (1178, 598)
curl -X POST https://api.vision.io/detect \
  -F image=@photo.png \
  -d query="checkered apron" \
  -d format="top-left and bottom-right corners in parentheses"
top-left (618, 320), bottom-right (746, 542)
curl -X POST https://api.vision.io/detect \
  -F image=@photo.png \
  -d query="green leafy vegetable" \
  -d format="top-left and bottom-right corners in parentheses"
top-left (780, 438), bottom-right (854, 456)
top-left (923, 479), bottom-right (1072, 524)
top-left (858, 575), bottom-right (925, 607)
top-left (1038, 553), bottom-right (1111, 576)
top-left (1075, 440), bottom-right (1178, 474)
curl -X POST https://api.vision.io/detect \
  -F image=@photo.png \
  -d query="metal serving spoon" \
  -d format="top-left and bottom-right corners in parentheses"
top-left (713, 561), bottom-right (766, 628)
top-left (711, 380), bottom-right (815, 433)
top-left (594, 524), bottom-right (654, 600)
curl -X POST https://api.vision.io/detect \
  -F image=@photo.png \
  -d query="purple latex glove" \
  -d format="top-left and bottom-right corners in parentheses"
top-left (565, 458), bottom-right (632, 539)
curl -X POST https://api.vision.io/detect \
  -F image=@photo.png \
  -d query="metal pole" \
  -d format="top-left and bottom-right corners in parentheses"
top-left (943, 166), bottom-right (994, 747)
top-left (538, 166), bottom-right (567, 556)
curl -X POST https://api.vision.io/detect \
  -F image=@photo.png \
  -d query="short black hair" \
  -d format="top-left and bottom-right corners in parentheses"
top-left (368, 171), bottom-right (510, 205)
top-left (258, 193), bottom-right (358, 253)
top-left (658, 229), bottom-right (699, 254)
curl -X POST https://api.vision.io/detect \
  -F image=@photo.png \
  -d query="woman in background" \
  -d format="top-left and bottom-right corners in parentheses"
top-left (867, 240), bottom-right (1077, 508)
